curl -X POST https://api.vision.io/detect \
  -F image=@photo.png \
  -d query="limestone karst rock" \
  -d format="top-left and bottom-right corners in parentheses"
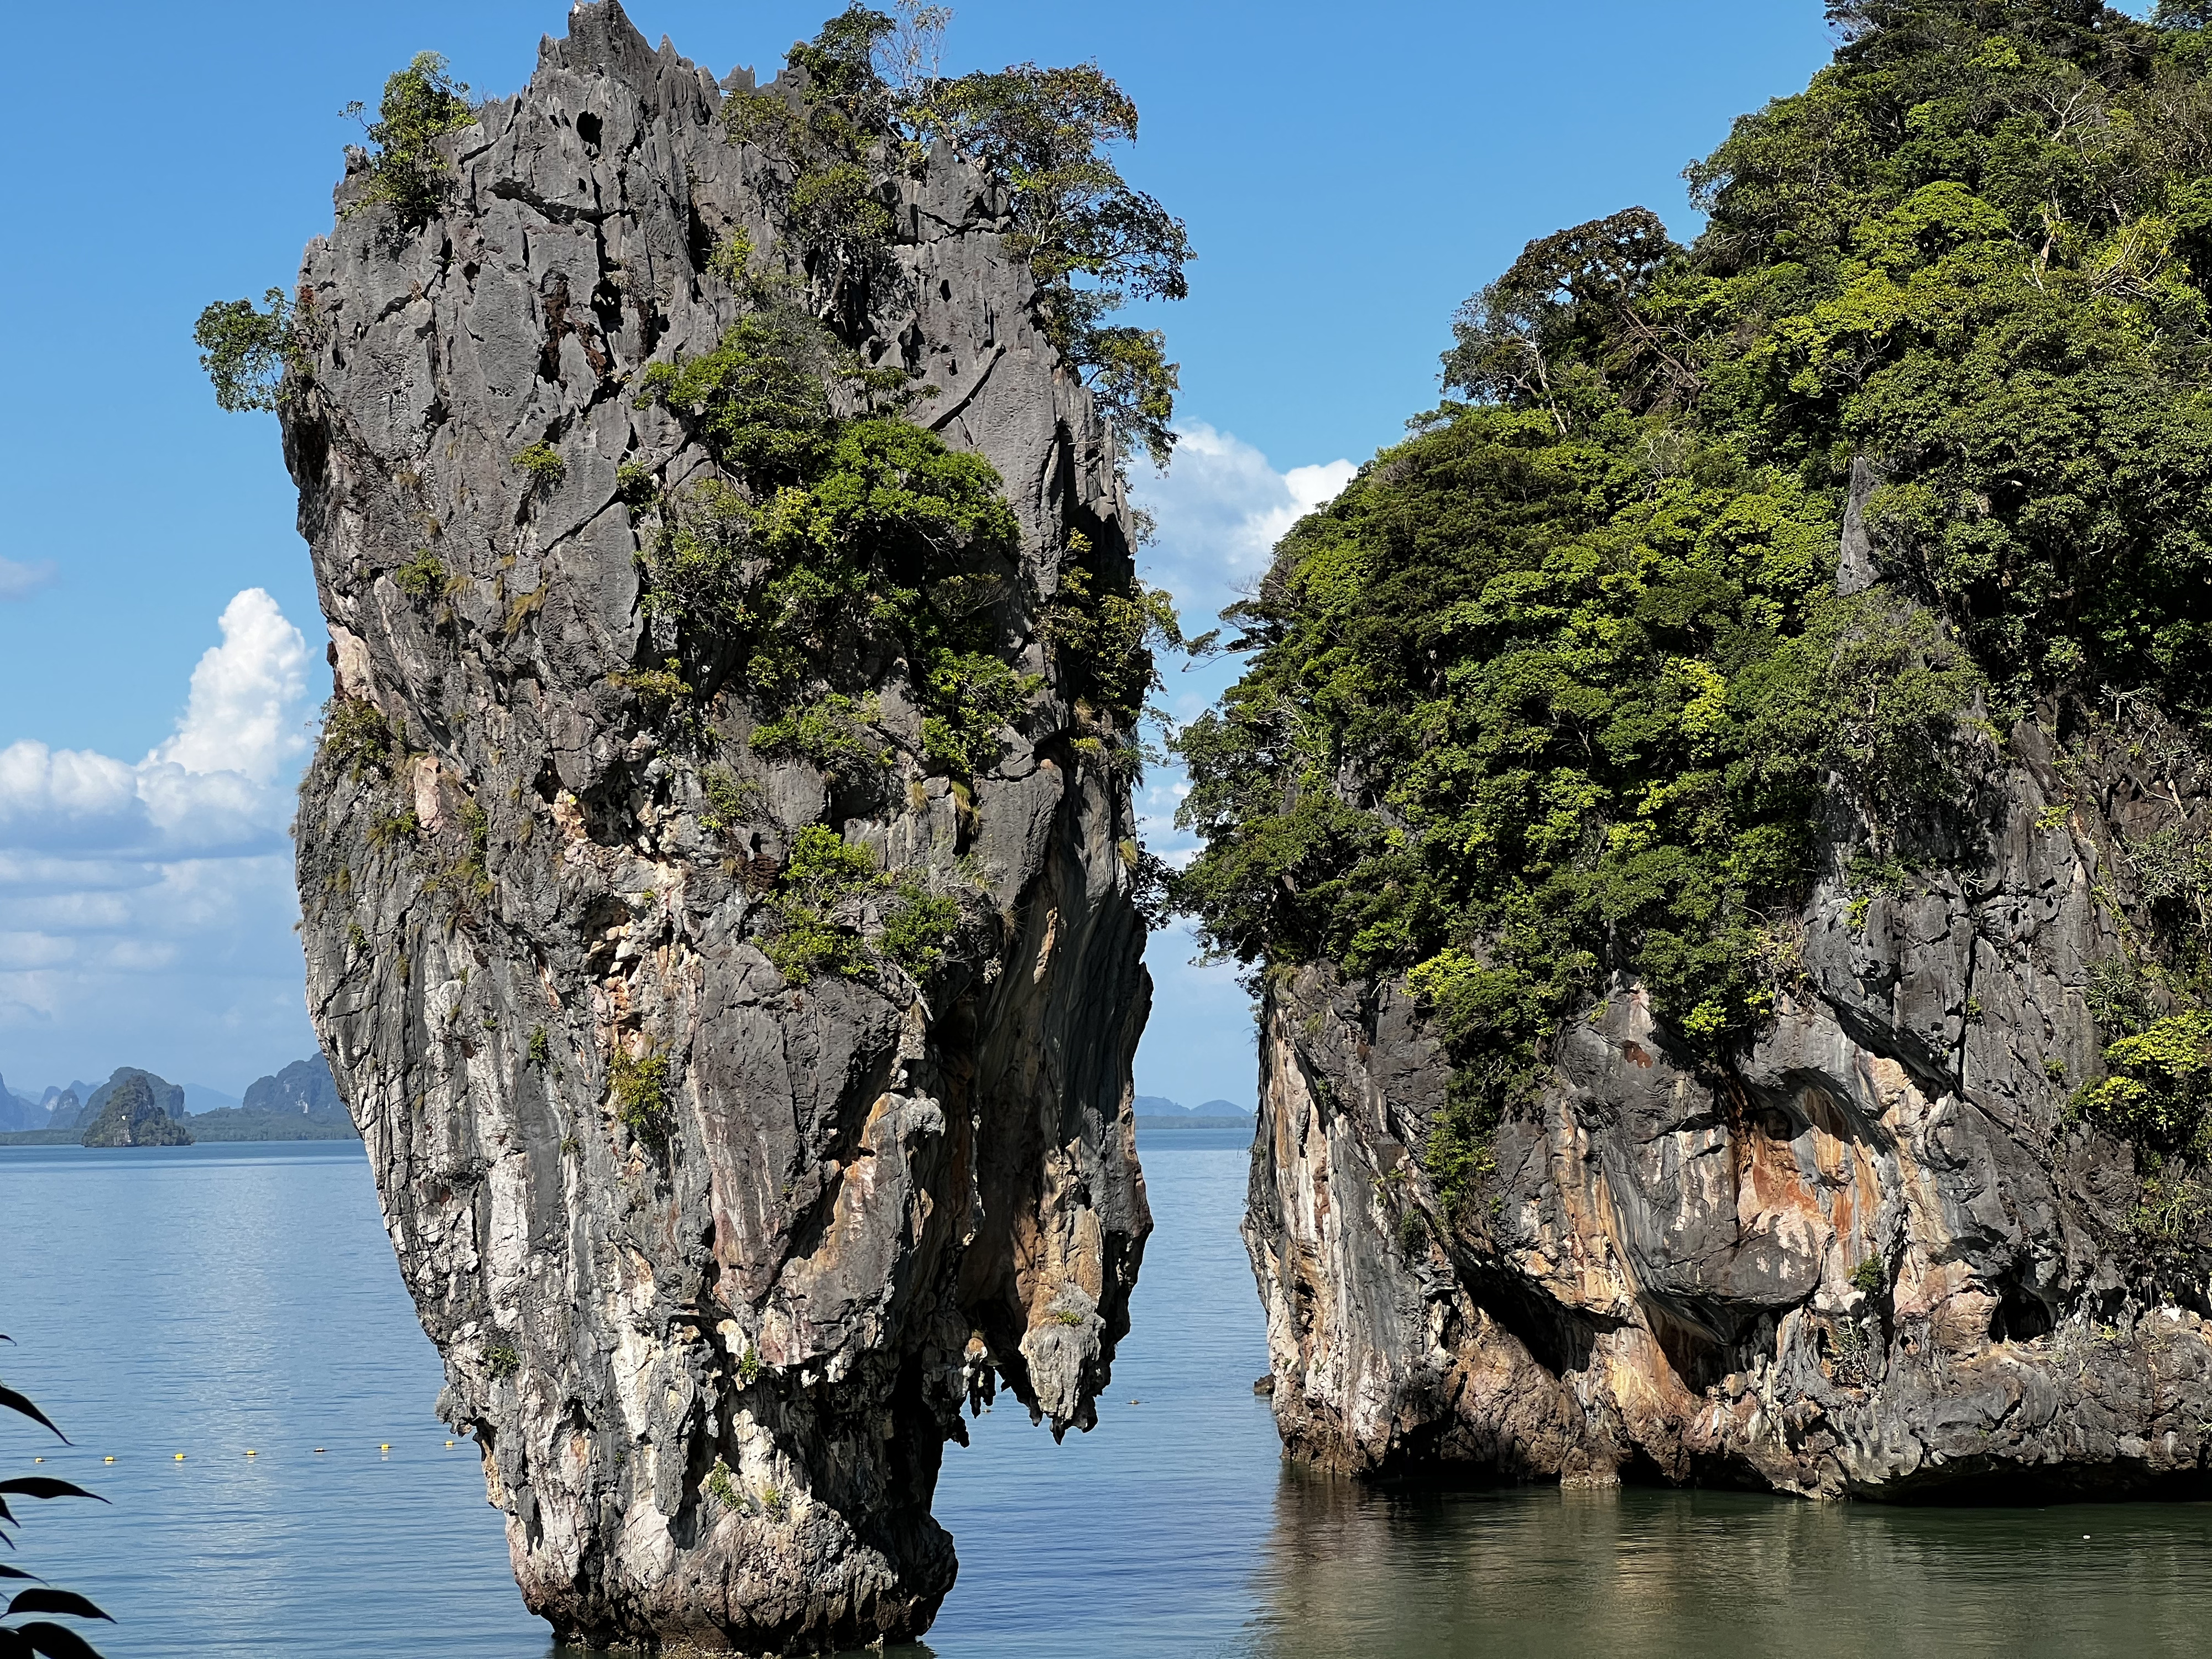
top-left (79, 1071), bottom-right (193, 1147)
top-left (242, 1053), bottom-right (344, 1120)
top-left (279, 6), bottom-right (1152, 1647)
top-left (1246, 639), bottom-right (2212, 1500)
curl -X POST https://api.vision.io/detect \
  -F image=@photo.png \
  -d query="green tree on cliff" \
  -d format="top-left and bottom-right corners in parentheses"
top-left (724, 3), bottom-right (1192, 466)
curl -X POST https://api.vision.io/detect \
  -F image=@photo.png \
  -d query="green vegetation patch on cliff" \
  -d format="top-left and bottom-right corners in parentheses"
top-left (633, 298), bottom-right (1181, 784)
top-left (633, 312), bottom-right (1042, 778)
top-left (762, 823), bottom-right (958, 985)
top-left (2075, 1010), bottom-right (2212, 1150)
top-left (723, 3), bottom-right (1191, 465)
top-left (1176, 405), bottom-right (1973, 1192)
top-left (1178, 0), bottom-right (2212, 1212)
top-left (342, 51), bottom-right (477, 229)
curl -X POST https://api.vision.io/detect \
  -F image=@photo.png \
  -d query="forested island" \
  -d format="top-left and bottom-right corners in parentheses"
top-left (1185, 0), bottom-right (2212, 1496)
top-left (0, 1056), bottom-right (357, 1146)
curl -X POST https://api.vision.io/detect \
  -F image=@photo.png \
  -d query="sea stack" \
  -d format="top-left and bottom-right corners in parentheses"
top-left (79, 1071), bottom-right (192, 1147)
top-left (279, 4), bottom-right (1152, 1647)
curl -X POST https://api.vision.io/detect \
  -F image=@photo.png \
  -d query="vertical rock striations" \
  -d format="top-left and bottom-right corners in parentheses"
top-left (281, 6), bottom-right (1151, 1648)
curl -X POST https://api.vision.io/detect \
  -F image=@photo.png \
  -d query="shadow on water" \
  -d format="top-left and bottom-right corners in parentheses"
top-left (1241, 1465), bottom-right (2212, 1659)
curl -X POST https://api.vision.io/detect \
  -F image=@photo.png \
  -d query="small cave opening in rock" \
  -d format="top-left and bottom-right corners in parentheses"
top-left (1989, 1277), bottom-right (2056, 1344)
top-left (576, 111), bottom-right (602, 152)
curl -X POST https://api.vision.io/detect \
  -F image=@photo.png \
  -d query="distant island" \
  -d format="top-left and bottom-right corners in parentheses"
top-left (0, 1055), bottom-right (357, 1147)
top-left (1135, 1095), bottom-right (1251, 1125)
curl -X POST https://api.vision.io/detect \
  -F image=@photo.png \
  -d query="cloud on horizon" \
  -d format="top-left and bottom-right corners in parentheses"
top-left (0, 589), bottom-right (318, 1095)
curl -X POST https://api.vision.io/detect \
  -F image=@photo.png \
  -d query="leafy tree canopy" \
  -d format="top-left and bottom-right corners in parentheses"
top-left (1177, 0), bottom-right (2212, 1208)
top-left (193, 288), bottom-right (298, 414)
top-left (726, 3), bottom-right (1191, 466)
top-left (343, 51), bottom-right (477, 228)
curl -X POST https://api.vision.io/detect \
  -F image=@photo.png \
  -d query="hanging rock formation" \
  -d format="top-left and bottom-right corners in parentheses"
top-left (1248, 645), bottom-right (2212, 1499)
top-left (281, 4), bottom-right (1151, 1648)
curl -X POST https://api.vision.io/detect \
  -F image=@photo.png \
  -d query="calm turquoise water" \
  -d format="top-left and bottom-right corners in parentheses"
top-left (8, 1129), bottom-right (2212, 1657)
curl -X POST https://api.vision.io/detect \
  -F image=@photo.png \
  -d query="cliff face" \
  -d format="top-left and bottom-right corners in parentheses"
top-left (281, 7), bottom-right (1151, 1649)
top-left (1249, 693), bottom-right (2212, 1496)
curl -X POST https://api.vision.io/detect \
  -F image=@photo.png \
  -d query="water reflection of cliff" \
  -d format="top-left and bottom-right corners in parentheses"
top-left (1248, 1474), bottom-right (2212, 1658)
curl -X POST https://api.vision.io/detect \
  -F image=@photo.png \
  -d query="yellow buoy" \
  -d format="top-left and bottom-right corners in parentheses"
top-left (379, 1443), bottom-right (391, 1451)
top-left (32, 1457), bottom-right (43, 1464)
top-left (174, 1453), bottom-right (185, 1461)
top-left (103, 1456), bottom-right (115, 1464)
top-left (445, 1439), bottom-right (455, 1447)
top-left (244, 1449), bottom-right (258, 1457)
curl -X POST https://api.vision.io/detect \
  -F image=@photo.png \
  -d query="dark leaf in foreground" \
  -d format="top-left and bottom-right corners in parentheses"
top-left (6, 1591), bottom-right (112, 1623)
top-left (13, 1624), bottom-right (107, 1659)
top-left (0, 1389), bottom-right (64, 1441)
top-left (0, 1483), bottom-right (101, 1505)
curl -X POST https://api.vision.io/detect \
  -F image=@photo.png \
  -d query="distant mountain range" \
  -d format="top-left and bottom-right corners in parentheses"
top-left (1134, 1094), bottom-right (1250, 1120)
top-left (0, 1055), bottom-right (356, 1145)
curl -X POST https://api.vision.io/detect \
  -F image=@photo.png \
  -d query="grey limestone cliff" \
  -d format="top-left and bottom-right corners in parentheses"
top-left (281, 6), bottom-right (1152, 1649)
top-left (1249, 648), bottom-right (2212, 1499)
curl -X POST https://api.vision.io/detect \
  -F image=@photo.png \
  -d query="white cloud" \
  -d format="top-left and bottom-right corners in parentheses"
top-left (1131, 423), bottom-right (1357, 631)
top-left (0, 556), bottom-right (56, 601)
top-left (1122, 426), bottom-right (1355, 1111)
top-left (0, 591), bottom-right (320, 1095)
top-left (0, 591), bottom-right (307, 860)
top-left (148, 588), bottom-right (310, 785)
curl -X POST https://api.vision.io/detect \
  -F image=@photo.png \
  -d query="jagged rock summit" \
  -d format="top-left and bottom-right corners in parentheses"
top-left (283, 5), bottom-right (1152, 1650)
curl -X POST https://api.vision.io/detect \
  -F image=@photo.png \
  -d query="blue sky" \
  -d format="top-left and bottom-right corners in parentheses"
top-left (0, 0), bottom-right (1841, 1099)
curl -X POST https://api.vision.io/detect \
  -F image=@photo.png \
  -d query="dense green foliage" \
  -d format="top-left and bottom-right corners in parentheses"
top-left (193, 288), bottom-right (299, 413)
top-left (765, 825), bottom-right (888, 983)
top-left (2074, 1011), bottom-right (2212, 1148)
top-left (342, 51), bottom-right (477, 228)
top-left (610, 1048), bottom-right (672, 1147)
top-left (510, 442), bottom-right (566, 490)
top-left (724, 4), bottom-right (1190, 464)
top-left (634, 311), bottom-right (1040, 780)
top-left (392, 549), bottom-right (445, 600)
top-left (320, 697), bottom-right (395, 781)
top-left (1041, 549), bottom-right (1188, 739)
top-left (1178, 0), bottom-right (2212, 1207)
top-left (762, 824), bottom-right (958, 984)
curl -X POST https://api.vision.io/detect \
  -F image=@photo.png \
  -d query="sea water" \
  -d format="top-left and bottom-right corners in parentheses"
top-left (7, 1129), bottom-right (2212, 1657)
